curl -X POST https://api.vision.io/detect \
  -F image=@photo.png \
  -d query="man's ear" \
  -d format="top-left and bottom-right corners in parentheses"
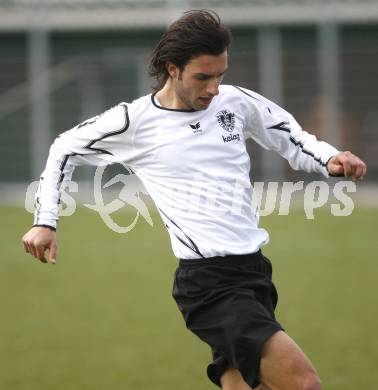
top-left (166, 62), bottom-right (179, 79)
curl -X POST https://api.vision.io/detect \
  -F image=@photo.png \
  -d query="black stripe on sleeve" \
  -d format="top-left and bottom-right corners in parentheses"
top-left (235, 85), bottom-right (328, 169)
top-left (266, 121), bottom-right (328, 168)
top-left (288, 136), bottom-right (327, 167)
top-left (268, 121), bottom-right (291, 133)
top-left (35, 104), bottom-right (130, 227)
top-left (56, 104), bottom-right (130, 189)
top-left (233, 85), bottom-right (261, 101)
top-left (83, 103), bottom-right (130, 156)
top-left (57, 154), bottom-right (71, 189)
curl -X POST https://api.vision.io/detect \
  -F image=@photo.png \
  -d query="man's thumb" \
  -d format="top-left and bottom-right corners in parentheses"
top-left (332, 164), bottom-right (344, 174)
top-left (49, 243), bottom-right (57, 264)
top-left (328, 156), bottom-right (344, 176)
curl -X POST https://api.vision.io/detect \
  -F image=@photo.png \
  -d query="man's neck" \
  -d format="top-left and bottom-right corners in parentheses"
top-left (155, 81), bottom-right (189, 110)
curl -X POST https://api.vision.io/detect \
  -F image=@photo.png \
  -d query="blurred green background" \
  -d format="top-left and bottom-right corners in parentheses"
top-left (1, 2), bottom-right (378, 389)
top-left (2, 206), bottom-right (377, 390)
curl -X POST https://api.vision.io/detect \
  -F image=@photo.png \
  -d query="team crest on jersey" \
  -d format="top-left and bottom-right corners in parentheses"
top-left (216, 110), bottom-right (235, 132)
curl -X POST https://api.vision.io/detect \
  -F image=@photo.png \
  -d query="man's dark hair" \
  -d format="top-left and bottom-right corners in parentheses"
top-left (149, 10), bottom-right (232, 91)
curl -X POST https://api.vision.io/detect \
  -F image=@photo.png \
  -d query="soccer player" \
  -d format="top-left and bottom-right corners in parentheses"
top-left (22, 10), bottom-right (367, 390)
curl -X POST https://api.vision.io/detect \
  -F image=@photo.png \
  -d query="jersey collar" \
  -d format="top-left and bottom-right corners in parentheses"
top-left (151, 92), bottom-right (197, 113)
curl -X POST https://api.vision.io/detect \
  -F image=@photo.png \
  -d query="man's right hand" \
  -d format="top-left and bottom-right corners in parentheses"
top-left (22, 226), bottom-right (57, 264)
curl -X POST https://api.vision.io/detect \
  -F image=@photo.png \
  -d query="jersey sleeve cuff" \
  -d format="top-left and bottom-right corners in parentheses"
top-left (32, 224), bottom-right (57, 232)
top-left (320, 145), bottom-right (340, 178)
top-left (34, 210), bottom-right (58, 230)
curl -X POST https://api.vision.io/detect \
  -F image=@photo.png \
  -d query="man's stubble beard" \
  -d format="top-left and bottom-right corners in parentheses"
top-left (175, 81), bottom-right (197, 111)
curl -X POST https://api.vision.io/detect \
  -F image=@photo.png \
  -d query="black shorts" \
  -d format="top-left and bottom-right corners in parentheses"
top-left (172, 250), bottom-right (284, 389)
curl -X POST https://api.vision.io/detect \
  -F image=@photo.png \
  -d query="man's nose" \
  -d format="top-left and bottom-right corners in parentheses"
top-left (207, 78), bottom-right (220, 96)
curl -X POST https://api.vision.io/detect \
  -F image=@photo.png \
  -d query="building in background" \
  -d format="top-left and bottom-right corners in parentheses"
top-left (0, 0), bottom-right (377, 203)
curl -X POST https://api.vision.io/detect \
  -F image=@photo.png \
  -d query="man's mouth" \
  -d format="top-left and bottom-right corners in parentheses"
top-left (198, 96), bottom-right (212, 105)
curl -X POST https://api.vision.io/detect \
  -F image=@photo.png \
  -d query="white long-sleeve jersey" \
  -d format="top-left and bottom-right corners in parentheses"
top-left (33, 85), bottom-right (339, 259)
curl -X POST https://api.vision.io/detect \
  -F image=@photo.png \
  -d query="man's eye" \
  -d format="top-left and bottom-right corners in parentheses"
top-left (196, 75), bottom-right (209, 81)
top-left (195, 74), bottom-right (225, 81)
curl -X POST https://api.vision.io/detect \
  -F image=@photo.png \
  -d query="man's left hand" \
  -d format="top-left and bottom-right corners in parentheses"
top-left (327, 151), bottom-right (367, 181)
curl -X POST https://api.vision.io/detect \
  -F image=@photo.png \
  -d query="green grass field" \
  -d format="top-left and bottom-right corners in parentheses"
top-left (1, 205), bottom-right (378, 390)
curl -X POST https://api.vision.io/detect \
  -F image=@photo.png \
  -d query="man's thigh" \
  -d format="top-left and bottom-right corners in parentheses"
top-left (259, 330), bottom-right (321, 390)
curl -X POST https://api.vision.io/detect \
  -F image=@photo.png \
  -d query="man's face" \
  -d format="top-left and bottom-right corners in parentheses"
top-left (169, 50), bottom-right (228, 111)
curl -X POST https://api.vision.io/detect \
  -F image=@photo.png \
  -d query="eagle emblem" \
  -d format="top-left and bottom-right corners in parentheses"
top-left (216, 110), bottom-right (235, 132)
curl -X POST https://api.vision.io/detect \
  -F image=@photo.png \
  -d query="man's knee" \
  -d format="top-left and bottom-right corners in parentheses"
top-left (259, 330), bottom-right (323, 390)
top-left (299, 371), bottom-right (322, 390)
top-left (261, 370), bottom-right (322, 390)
